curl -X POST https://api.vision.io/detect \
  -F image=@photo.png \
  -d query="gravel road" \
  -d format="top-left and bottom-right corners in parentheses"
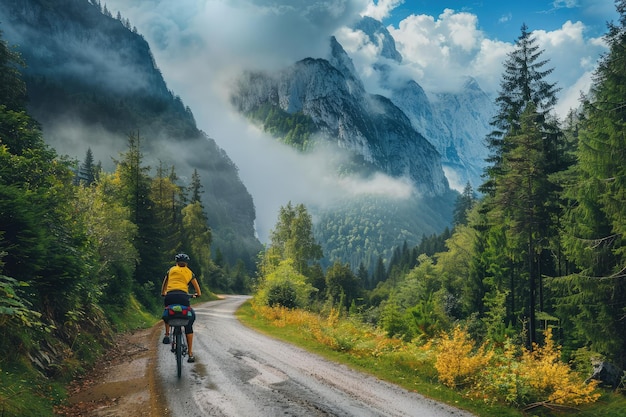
top-left (157, 295), bottom-right (475, 417)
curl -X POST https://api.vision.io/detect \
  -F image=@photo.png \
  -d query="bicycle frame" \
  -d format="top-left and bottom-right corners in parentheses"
top-left (163, 293), bottom-right (196, 378)
top-left (168, 317), bottom-right (189, 378)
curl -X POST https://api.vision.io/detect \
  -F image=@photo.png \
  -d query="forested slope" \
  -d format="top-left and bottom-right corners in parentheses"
top-left (0, 0), bottom-right (262, 268)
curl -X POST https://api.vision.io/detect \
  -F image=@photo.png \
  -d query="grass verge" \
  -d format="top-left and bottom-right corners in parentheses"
top-left (236, 301), bottom-right (626, 417)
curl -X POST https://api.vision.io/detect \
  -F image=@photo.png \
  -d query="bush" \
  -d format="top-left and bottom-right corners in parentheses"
top-left (434, 325), bottom-right (493, 388)
top-left (267, 281), bottom-right (298, 308)
top-left (470, 328), bottom-right (601, 408)
top-left (254, 259), bottom-right (316, 308)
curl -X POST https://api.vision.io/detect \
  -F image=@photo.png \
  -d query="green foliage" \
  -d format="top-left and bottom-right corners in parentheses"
top-left (324, 261), bottom-right (362, 309)
top-left (0, 361), bottom-right (66, 417)
top-left (552, 4), bottom-right (626, 364)
top-left (0, 31), bottom-right (26, 111)
top-left (267, 280), bottom-right (299, 308)
top-left (379, 297), bottom-right (409, 339)
top-left (247, 103), bottom-right (318, 151)
top-left (0, 275), bottom-right (43, 329)
top-left (264, 202), bottom-right (322, 279)
top-left (474, 24), bottom-right (569, 348)
top-left (255, 259), bottom-right (316, 308)
top-left (314, 192), bottom-right (456, 274)
top-left (182, 201), bottom-right (217, 288)
top-left (73, 174), bottom-right (138, 307)
top-left (453, 182), bottom-right (477, 226)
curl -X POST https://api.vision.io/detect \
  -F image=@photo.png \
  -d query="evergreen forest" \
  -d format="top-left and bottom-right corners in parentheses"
top-left (253, 8), bottom-right (626, 398)
top-left (0, 26), bottom-right (253, 413)
top-left (1, 1), bottom-right (626, 415)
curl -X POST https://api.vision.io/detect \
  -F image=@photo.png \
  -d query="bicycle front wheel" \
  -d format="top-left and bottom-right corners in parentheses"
top-left (175, 330), bottom-right (183, 378)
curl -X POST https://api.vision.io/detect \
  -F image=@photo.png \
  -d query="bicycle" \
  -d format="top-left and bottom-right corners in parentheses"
top-left (163, 294), bottom-right (197, 378)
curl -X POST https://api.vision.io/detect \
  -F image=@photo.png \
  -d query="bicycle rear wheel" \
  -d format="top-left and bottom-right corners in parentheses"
top-left (175, 330), bottom-right (183, 378)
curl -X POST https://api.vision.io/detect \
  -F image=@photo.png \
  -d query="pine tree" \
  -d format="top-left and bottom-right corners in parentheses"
top-left (151, 161), bottom-right (184, 261)
top-left (114, 133), bottom-right (162, 305)
top-left (79, 148), bottom-right (97, 185)
top-left (190, 169), bottom-right (203, 204)
top-left (557, 1), bottom-right (626, 365)
top-left (453, 182), bottom-right (476, 226)
top-left (481, 24), bottom-right (560, 195)
top-left (495, 104), bottom-right (555, 345)
top-left (477, 25), bottom-right (564, 347)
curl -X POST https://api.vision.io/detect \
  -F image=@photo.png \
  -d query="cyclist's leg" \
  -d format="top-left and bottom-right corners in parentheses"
top-left (162, 296), bottom-right (173, 344)
top-left (185, 309), bottom-right (196, 360)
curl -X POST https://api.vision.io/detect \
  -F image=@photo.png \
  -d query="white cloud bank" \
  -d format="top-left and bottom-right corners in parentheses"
top-left (104, 0), bottom-right (615, 240)
top-left (343, 6), bottom-right (609, 117)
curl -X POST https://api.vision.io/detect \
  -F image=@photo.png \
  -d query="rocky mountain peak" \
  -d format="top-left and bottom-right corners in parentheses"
top-left (232, 39), bottom-right (449, 196)
top-left (352, 16), bottom-right (402, 63)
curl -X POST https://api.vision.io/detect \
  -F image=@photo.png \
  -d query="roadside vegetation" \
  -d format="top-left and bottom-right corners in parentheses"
top-left (244, 11), bottom-right (626, 416)
top-left (0, 29), bottom-right (246, 416)
top-left (239, 302), bottom-right (626, 417)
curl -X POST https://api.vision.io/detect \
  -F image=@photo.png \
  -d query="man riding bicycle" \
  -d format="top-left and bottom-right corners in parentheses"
top-left (161, 253), bottom-right (201, 363)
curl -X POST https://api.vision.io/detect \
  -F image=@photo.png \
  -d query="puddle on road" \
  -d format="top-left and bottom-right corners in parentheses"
top-left (193, 362), bottom-right (208, 377)
top-left (239, 355), bottom-right (289, 387)
top-left (189, 362), bottom-right (219, 390)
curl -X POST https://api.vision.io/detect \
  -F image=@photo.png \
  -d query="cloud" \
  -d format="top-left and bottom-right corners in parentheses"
top-left (102, 0), bottom-right (612, 239)
top-left (553, 0), bottom-right (579, 9)
top-left (499, 13), bottom-right (512, 24)
top-left (532, 21), bottom-right (607, 115)
top-left (362, 0), bottom-right (404, 21)
top-left (107, 0), bottom-right (367, 73)
top-left (105, 0), bottom-right (399, 241)
top-left (349, 8), bottom-right (504, 92)
top-left (344, 8), bottom-right (609, 118)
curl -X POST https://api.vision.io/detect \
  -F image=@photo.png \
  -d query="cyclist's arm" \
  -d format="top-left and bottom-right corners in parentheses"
top-left (190, 277), bottom-right (201, 297)
top-left (160, 273), bottom-right (169, 296)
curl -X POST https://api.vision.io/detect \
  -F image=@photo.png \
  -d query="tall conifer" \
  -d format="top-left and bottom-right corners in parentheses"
top-left (557, 2), bottom-right (626, 364)
top-left (478, 25), bottom-right (564, 347)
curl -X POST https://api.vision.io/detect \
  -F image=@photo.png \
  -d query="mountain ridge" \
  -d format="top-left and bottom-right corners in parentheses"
top-left (231, 37), bottom-right (449, 196)
top-left (0, 0), bottom-right (263, 267)
top-left (348, 16), bottom-right (495, 190)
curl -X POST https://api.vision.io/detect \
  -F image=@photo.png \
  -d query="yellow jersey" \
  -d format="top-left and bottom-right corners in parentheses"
top-left (165, 265), bottom-right (194, 293)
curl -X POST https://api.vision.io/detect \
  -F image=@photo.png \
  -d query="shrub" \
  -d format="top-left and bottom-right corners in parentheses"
top-left (472, 328), bottom-right (600, 408)
top-left (519, 328), bottom-right (600, 406)
top-left (267, 281), bottom-right (298, 308)
top-left (254, 259), bottom-right (316, 308)
top-left (434, 325), bottom-right (493, 388)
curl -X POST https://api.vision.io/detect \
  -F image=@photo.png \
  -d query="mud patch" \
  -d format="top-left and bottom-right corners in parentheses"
top-left (55, 324), bottom-right (170, 417)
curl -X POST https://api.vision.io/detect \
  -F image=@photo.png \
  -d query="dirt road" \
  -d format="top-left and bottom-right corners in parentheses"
top-left (60, 296), bottom-right (474, 416)
top-left (158, 295), bottom-right (475, 417)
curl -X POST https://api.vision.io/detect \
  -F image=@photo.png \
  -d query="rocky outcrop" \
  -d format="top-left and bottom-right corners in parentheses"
top-left (352, 17), bottom-right (495, 190)
top-left (231, 39), bottom-right (449, 196)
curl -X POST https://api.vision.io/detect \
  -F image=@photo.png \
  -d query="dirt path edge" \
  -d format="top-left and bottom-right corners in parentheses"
top-left (55, 322), bottom-right (170, 417)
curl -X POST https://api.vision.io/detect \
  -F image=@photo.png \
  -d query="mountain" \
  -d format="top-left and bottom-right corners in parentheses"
top-left (228, 16), bottom-right (497, 270)
top-left (232, 37), bottom-right (449, 197)
top-left (390, 77), bottom-right (493, 190)
top-left (0, 0), bottom-right (262, 266)
top-left (230, 34), bottom-right (459, 270)
top-left (352, 17), bottom-right (495, 190)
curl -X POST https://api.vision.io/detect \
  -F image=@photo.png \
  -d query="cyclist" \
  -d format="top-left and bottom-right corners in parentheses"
top-left (161, 253), bottom-right (202, 363)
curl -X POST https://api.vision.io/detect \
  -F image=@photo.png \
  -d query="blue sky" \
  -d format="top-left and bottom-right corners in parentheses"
top-left (385, 0), bottom-right (618, 41)
top-left (105, 0), bottom-right (621, 240)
